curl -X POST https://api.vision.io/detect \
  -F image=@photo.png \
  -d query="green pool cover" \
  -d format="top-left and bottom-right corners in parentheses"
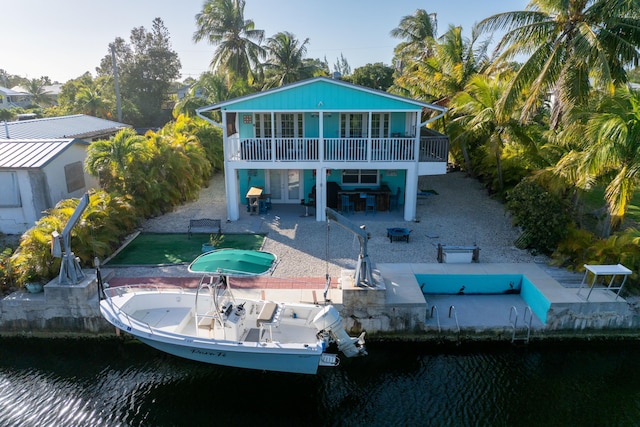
top-left (188, 249), bottom-right (277, 276)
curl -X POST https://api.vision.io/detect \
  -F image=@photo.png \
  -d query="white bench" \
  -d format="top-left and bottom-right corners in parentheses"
top-left (437, 244), bottom-right (480, 263)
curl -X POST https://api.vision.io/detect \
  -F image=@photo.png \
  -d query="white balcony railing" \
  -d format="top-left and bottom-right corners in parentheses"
top-left (230, 136), bottom-right (448, 163)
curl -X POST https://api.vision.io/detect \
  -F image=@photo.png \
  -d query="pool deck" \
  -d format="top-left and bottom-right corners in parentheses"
top-left (3, 260), bottom-right (635, 339)
top-left (134, 262), bottom-right (631, 337)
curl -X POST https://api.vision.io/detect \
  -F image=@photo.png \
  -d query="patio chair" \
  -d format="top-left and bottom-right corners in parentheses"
top-left (365, 194), bottom-right (377, 215)
top-left (341, 195), bottom-right (354, 215)
top-left (389, 187), bottom-right (401, 211)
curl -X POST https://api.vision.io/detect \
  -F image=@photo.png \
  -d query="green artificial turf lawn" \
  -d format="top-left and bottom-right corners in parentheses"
top-left (106, 233), bottom-right (265, 265)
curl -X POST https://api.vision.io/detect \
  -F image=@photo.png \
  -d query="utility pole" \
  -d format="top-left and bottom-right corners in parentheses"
top-left (111, 44), bottom-right (122, 122)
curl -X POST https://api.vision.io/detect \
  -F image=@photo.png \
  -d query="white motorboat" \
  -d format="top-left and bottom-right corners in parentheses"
top-left (99, 249), bottom-right (366, 374)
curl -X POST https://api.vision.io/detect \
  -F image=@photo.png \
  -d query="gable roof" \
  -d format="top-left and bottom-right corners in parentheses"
top-left (197, 77), bottom-right (447, 114)
top-left (0, 86), bottom-right (29, 96)
top-left (0, 114), bottom-right (130, 140)
top-left (0, 138), bottom-right (88, 169)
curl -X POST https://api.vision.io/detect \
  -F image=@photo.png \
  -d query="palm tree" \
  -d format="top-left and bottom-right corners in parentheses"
top-left (193, 0), bottom-right (265, 81)
top-left (392, 25), bottom-right (491, 105)
top-left (85, 128), bottom-right (149, 194)
top-left (554, 87), bottom-right (640, 231)
top-left (390, 9), bottom-right (438, 63)
top-left (179, 71), bottom-right (255, 136)
top-left (75, 84), bottom-right (110, 118)
top-left (262, 31), bottom-right (313, 88)
top-left (450, 74), bottom-right (538, 191)
top-left (25, 78), bottom-right (51, 106)
top-left (478, 0), bottom-right (640, 127)
top-left (0, 109), bottom-right (13, 122)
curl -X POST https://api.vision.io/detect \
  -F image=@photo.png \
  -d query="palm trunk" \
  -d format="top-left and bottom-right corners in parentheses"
top-left (495, 152), bottom-right (504, 191)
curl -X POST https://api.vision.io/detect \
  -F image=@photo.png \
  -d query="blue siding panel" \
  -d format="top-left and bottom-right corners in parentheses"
top-left (224, 80), bottom-right (423, 112)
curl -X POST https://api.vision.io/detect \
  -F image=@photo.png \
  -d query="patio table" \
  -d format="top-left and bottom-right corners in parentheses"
top-left (386, 227), bottom-right (411, 243)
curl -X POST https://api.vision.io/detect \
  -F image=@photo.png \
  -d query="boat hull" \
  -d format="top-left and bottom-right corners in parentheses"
top-left (137, 336), bottom-right (322, 374)
top-left (99, 288), bottom-right (327, 374)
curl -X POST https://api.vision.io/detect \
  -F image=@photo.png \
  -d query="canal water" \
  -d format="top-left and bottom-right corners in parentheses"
top-left (1, 337), bottom-right (639, 426)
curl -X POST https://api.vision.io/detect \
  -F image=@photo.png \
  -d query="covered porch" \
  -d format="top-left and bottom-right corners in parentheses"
top-left (231, 135), bottom-right (448, 163)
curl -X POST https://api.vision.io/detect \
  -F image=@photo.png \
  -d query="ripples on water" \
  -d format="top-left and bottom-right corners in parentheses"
top-left (1, 338), bottom-right (640, 426)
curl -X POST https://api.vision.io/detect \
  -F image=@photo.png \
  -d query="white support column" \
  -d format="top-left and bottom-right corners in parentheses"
top-left (367, 111), bottom-right (372, 161)
top-left (316, 168), bottom-right (327, 222)
top-left (221, 110), bottom-right (240, 221)
top-left (271, 111), bottom-right (276, 160)
top-left (221, 110), bottom-right (228, 161)
top-left (414, 111), bottom-right (421, 161)
top-left (226, 166), bottom-right (240, 221)
top-left (404, 164), bottom-right (418, 221)
top-left (319, 112), bottom-right (324, 162)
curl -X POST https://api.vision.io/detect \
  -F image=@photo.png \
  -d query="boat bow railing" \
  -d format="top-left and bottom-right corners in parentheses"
top-left (103, 284), bottom-right (188, 335)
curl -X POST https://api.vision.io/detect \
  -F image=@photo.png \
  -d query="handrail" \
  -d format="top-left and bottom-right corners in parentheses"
top-left (230, 135), bottom-right (448, 163)
top-left (430, 305), bottom-right (441, 333)
top-left (522, 306), bottom-right (532, 343)
top-left (448, 305), bottom-right (460, 334)
top-left (509, 306), bottom-right (518, 342)
top-left (510, 306), bottom-right (533, 343)
top-left (103, 285), bottom-right (186, 335)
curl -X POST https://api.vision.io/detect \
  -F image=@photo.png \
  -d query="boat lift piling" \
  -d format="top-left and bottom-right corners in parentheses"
top-left (51, 192), bottom-right (90, 286)
top-left (325, 208), bottom-right (378, 289)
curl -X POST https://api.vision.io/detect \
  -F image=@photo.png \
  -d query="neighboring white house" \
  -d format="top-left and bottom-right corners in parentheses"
top-left (0, 86), bottom-right (32, 110)
top-left (0, 139), bottom-right (99, 234)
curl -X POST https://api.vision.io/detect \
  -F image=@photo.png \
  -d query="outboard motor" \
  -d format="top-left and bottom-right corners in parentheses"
top-left (312, 306), bottom-right (367, 358)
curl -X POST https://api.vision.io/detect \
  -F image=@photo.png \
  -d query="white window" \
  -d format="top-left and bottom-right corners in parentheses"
top-left (371, 113), bottom-right (390, 138)
top-left (0, 171), bottom-right (21, 207)
top-left (340, 113), bottom-right (368, 138)
top-left (255, 113), bottom-right (272, 138)
top-left (257, 113), bottom-right (303, 138)
top-left (277, 113), bottom-right (303, 138)
top-left (342, 169), bottom-right (378, 185)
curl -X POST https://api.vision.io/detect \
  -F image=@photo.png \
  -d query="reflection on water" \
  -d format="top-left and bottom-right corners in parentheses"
top-left (1, 338), bottom-right (640, 426)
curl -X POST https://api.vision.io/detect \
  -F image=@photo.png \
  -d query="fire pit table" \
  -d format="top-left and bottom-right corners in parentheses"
top-left (386, 227), bottom-right (411, 243)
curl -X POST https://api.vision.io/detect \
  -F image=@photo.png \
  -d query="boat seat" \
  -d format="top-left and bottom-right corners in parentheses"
top-left (257, 302), bottom-right (282, 342)
top-left (257, 302), bottom-right (278, 326)
top-left (198, 311), bottom-right (216, 329)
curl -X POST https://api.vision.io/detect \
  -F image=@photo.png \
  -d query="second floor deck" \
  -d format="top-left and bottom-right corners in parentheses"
top-left (230, 135), bottom-right (449, 164)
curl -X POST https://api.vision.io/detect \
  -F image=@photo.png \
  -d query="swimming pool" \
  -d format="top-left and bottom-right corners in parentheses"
top-left (416, 273), bottom-right (551, 324)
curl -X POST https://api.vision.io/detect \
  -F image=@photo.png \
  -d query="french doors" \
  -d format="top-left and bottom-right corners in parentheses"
top-left (268, 169), bottom-right (301, 203)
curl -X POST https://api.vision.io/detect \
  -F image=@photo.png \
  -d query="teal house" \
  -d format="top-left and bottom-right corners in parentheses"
top-left (196, 77), bottom-right (448, 222)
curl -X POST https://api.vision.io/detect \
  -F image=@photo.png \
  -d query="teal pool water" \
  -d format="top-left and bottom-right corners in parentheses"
top-left (417, 274), bottom-right (523, 294)
top-left (521, 275), bottom-right (551, 324)
top-left (417, 273), bottom-right (551, 324)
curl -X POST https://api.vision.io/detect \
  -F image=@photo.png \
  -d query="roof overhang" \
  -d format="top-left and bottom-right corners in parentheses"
top-left (196, 77), bottom-right (447, 125)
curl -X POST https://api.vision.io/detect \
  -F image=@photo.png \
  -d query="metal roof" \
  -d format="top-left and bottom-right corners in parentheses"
top-left (0, 114), bottom-right (130, 140)
top-left (0, 139), bottom-right (88, 169)
top-left (0, 86), bottom-right (28, 96)
top-left (197, 77), bottom-right (448, 114)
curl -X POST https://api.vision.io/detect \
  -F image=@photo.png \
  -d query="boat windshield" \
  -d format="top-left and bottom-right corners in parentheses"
top-left (188, 249), bottom-right (277, 276)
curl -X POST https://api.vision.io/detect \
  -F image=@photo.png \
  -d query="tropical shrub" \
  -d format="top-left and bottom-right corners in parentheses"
top-left (9, 191), bottom-right (137, 289)
top-left (506, 179), bottom-right (574, 254)
top-left (550, 225), bottom-right (599, 269)
top-left (0, 247), bottom-right (15, 294)
top-left (558, 228), bottom-right (640, 294)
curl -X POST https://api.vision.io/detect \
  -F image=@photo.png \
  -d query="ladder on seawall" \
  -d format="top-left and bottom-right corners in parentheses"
top-left (509, 306), bottom-right (532, 344)
top-left (427, 305), bottom-right (460, 339)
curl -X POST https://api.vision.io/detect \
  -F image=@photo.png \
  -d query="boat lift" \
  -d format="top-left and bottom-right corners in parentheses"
top-left (51, 192), bottom-right (90, 285)
top-left (325, 207), bottom-right (377, 288)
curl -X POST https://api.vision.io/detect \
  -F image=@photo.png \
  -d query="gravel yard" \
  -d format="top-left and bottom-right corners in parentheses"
top-left (114, 171), bottom-right (546, 279)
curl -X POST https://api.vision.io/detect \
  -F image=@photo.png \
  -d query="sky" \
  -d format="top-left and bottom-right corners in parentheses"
top-left (3, 0), bottom-right (529, 84)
